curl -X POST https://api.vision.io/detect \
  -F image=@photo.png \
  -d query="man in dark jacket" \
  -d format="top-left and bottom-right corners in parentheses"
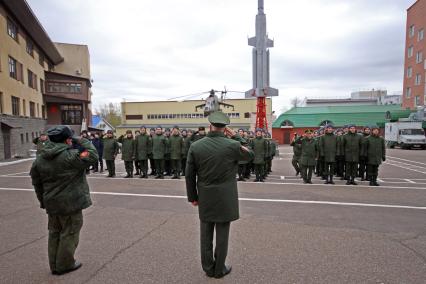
top-left (148, 128), bottom-right (156, 175)
top-left (335, 129), bottom-right (344, 178)
top-left (181, 129), bottom-right (191, 176)
top-left (320, 125), bottom-right (337, 184)
top-left (30, 125), bottom-right (98, 275)
top-left (134, 130), bottom-right (141, 175)
top-left (33, 133), bottom-right (49, 155)
top-left (118, 130), bottom-right (136, 178)
top-left (103, 130), bottom-right (119, 177)
top-left (186, 111), bottom-right (253, 279)
top-left (343, 125), bottom-right (362, 185)
top-left (91, 132), bottom-right (104, 172)
top-left (366, 126), bottom-right (386, 186)
top-left (251, 129), bottom-right (268, 182)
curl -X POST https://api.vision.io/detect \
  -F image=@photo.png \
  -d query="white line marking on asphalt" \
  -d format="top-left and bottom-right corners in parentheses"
top-left (387, 160), bottom-right (426, 170)
top-left (0, 158), bottom-right (35, 167)
top-left (280, 176), bottom-right (285, 180)
top-left (387, 156), bottom-right (426, 166)
top-left (1, 187), bottom-right (426, 211)
top-left (377, 178), bottom-right (384, 183)
top-left (385, 162), bottom-right (426, 174)
top-left (3, 175), bottom-right (426, 190)
top-left (3, 171), bottom-right (29, 176)
top-left (404, 179), bottom-right (416, 184)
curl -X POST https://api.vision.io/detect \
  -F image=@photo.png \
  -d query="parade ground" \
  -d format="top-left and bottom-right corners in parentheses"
top-left (1, 146), bottom-right (426, 283)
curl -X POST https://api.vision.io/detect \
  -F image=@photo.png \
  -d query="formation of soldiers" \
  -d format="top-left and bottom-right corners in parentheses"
top-left (52, 126), bottom-right (278, 181)
top-left (291, 124), bottom-right (386, 186)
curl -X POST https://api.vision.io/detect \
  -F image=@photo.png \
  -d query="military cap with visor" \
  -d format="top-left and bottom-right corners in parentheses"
top-left (208, 111), bottom-right (230, 127)
top-left (47, 125), bottom-right (79, 143)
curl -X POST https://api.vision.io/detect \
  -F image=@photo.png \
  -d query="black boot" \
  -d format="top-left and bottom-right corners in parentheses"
top-left (373, 176), bottom-right (380, 186)
top-left (346, 178), bottom-right (351, 185)
top-left (329, 175), bottom-right (335, 184)
top-left (324, 176), bottom-right (329, 184)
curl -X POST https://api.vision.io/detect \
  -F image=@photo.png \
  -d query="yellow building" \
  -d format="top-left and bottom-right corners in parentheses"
top-left (0, 0), bottom-right (92, 160)
top-left (117, 98), bottom-right (273, 136)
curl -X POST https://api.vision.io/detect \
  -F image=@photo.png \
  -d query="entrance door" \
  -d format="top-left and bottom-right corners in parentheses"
top-left (1, 125), bottom-right (11, 159)
top-left (283, 130), bottom-right (291, 144)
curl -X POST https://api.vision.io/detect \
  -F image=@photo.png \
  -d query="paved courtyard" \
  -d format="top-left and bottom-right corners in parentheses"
top-left (0, 146), bottom-right (425, 283)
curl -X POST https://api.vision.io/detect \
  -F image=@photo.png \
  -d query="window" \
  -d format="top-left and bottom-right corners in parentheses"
top-left (39, 53), bottom-right (45, 67)
top-left (42, 105), bottom-right (46, 119)
top-left (36, 103), bottom-right (39, 117)
top-left (7, 19), bottom-right (18, 41)
top-left (40, 79), bottom-right (45, 93)
top-left (409, 25), bottom-right (415, 38)
top-left (244, 112), bottom-right (251, 118)
top-left (31, 132), bottom-right (34, 139)
top-left (8, 56), bottom-right (16, 79)
top-left (418, 29), bottom-right (424, 41)
top-left (11, 96), bottom-right (20, 115)
top-left (27, 69), bottom-right (37, 89)
top-left (26, 133), bottom-right (29, 143)
top-left (407, 66), bottom-right (413, 78)
top-left (415, 74), bottom-right (422, 85)
top-left (408, 46), bottom-right (414, 58)
top-left (126, 115), bottom-right (143, 120)
top-left (29, 101), bottom-right (35, 117)
top-left (61, 104), bottom-right (82, 125)
top-left (20, 133), bottom-right (24, 144)
top-left (416, 51), bottom-right (423, 64)
top-left (26, 40), bottom-right (34, 57)
top-left (406, 87), bottom-right (412, 98)
top-left (0, 92), bottom-right (3, 114)
top-left (415, 96), bottom-right (420, 106)
top-left (47, 82), bottom-right (82, 93)
top-left (22, 99), bottom-right (26, 116)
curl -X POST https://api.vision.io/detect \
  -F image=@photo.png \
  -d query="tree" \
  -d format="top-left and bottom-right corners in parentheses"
top-left (95, 102), bottom-right (121, 127)
top-left (290, 97), bottom-right (304, 108)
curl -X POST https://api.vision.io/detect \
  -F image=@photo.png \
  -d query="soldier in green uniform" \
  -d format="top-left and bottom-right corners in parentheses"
top-left (103, 130), bottom-right (119, 177)
top-left (181, 129), bottom-right (192, 176)
top-left (366, 126), bottom-right (386, 186)
top-left (359, 126), bottom-right (371, 181)
top-left (169, 126), bottom-right (183, 179)
top-left (251, 128), bottom-right (268, 182)
top-left (237, 129), bottom-right (249, 181)
top-left (118, 130), bottom-right (136, 178)
top-left (134, 130), bottom-right (141, 175)
top-left (319, 125), bottom-right (337, 184)
top-left (335, 129), bottom-right (345, 178)
top-left (152, 126), bottom-right (167, 179)
top-left (30, 125), bottom-right (98, 275)
top-left (299, 129), bottom-right (318, 184)
top-left (163, 128), bottom-right (172, 176)
top-left (192, 126), bottom-right (207, 143)
top-left (343, 125), bottom-right (362, 185)
top-left (33, 133), bottom-right (49, 155)
top-left (135, 126), bottom-right (151, 178)
top-left (268, 137), bottom-right (277, 173)
top-left (243, 131), bottom-right (254, 179)
top-left (290, 133), bottom-right (302, 176)
top-left (148, 128), bottom-right (156, 176)
top-left (186, 111), bottom-right (253, 279)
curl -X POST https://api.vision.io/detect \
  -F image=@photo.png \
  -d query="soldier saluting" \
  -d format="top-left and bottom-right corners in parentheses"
top-left (186, 111), bottom-right (253, 279)
top-left (30, 125), bottom-right (98, 275)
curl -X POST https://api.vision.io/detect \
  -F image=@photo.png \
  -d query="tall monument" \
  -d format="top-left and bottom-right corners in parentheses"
top-left (246, 0), bottom-right (278, 130)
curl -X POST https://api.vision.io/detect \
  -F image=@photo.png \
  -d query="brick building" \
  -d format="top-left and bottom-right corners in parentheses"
top-left (403, 0), bottom-right (426, 109)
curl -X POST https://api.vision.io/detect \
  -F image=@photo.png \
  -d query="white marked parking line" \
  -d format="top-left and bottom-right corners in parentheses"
top-left (280, 176), bottom-right (285, 180)
top-left (385, 162), bottom-right (426, 174)
top-left (1, 187), bottom-right (425, 211)
top-left (387, 156), bottom-right (426, 166)
top-left (404, 179), bottom-right (416, 184)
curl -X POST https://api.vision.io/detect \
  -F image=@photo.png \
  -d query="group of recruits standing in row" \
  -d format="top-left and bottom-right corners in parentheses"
top-left (57, 126), bottom-right (279, 182)
top-left (290, 124), bottom-right (386, 186)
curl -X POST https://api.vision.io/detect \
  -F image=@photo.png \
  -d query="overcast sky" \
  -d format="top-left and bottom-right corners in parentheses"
top-left (27, 0), bottom-right (414, 115)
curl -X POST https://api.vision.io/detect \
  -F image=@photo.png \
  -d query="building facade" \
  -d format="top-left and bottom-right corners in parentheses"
top-left (0, 0), bottom-right (92, 160)
top-left (117, 98), bottom-right (272, 136)
top-left (45, 43), bottom-right (92, 134)
top-left (403, 0), bottom-right (426, 109)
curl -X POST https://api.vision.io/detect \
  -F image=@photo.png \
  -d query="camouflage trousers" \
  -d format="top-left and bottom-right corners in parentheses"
top-left (48, 211), bottom-right (83, 273)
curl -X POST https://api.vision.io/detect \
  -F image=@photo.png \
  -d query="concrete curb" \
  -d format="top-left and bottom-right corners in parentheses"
top-left (0, 158), bottom-right (35, 167)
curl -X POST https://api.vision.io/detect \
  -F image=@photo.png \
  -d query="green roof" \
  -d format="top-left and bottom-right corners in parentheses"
top-left (273, 105), bottom-right (404, 128)
top-left (385, 109), bottom-right (414, 121)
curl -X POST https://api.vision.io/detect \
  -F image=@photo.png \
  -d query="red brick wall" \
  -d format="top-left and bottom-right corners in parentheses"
top-left (402, 0), bottom-right (426, 109)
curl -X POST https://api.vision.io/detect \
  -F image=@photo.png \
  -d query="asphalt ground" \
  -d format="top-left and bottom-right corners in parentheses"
top-left (0, 146), bottom-right (425, 283)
